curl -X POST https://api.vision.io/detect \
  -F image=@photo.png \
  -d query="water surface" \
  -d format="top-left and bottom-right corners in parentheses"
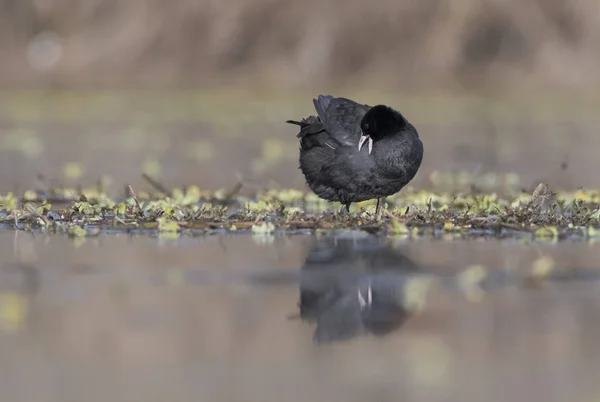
top-left (0, 231), bottom-right (599, 402)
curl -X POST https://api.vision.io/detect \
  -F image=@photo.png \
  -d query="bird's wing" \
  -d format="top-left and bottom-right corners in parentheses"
top-left (313, 95), bottom-right (371, 147)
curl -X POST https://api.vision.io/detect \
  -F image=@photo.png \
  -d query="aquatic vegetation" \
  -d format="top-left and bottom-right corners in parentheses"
top-left (0, 292), bottom-right (28, 334)
top-left (456, 265), bottom-right (488, 302)
top-left (62, 162), bottom-right (85, 181)
top-left (0, 129), bottom-right (43, 158)
top-left (1, 174), bottom-right (600, 242)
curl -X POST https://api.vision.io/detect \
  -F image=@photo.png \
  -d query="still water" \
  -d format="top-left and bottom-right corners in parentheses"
top-left (0, 231), bottom-right (599, 402)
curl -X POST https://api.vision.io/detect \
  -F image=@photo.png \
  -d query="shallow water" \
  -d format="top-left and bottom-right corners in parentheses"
top-left (1, 230), bottom-right (599, 402)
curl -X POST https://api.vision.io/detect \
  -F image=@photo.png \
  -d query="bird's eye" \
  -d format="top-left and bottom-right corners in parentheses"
top-left (364, 123), bottom-right (369, 130)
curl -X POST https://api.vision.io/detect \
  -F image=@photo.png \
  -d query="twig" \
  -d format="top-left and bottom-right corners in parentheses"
top-left (383, 209), bottom-right (398, 220)
top-left (141, 173), bottom-right (169, 194)
top-left (35, 173), bottom-right (51, 192)
top-left (24, 204), bottom-right (49, 226)
top-left (220, 180), bottom-right (243, 203)
top-left (128, 185), bottom-right (143, 216)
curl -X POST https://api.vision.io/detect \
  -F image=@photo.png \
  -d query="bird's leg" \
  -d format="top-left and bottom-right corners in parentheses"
top-left (339, 202), bottom-right (351, 215)
top-left (374, 198), bottom-right (386, 220)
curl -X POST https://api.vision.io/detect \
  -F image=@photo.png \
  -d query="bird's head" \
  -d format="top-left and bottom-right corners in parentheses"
top-left (358, 105), bottom-right (407, 154)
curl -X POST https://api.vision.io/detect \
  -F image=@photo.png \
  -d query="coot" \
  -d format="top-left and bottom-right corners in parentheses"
top-left (286, 95), bottom-right (423, 214)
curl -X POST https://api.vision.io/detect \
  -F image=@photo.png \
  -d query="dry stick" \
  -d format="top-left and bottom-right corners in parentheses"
top-left (13, 201), bottom-right (19, 262)
top-left (383, 209), bottom-right (400, 220)
top-left (14, 198), bottom-right (19, 229)
top-left (35, 173), bottom-right (51, 192)
top-left (24, 204), bottom-right (49, 226)
top-left (128, 185), bottom-right (143, 216)
top-left (35, 173), bottom-right (63, 194)
top-left (221, 180), bottom-right (243, 203)
top-left (12, 182), bottom-right (20, 229)
top-left (141, 173), bottom-right (169, 194)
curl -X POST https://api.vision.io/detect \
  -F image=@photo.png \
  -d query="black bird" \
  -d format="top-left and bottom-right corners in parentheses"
top-left (286, 95), bottom-right (423, 214)
top-left (297, 233), bottom-right (428, 343)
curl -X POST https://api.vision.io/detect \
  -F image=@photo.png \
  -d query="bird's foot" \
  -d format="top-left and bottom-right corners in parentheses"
top-left (338, 203), bottom-right (351, 216)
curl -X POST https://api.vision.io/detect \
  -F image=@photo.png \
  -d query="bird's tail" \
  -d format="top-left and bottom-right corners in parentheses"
top-left (285, 116), bottom-right (324, 138)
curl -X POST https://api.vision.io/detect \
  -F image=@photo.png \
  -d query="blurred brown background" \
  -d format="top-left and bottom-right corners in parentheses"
top-left (1, 0), bottom-right (599, 89)
top-left (0, 0), bottom-right (598, 193)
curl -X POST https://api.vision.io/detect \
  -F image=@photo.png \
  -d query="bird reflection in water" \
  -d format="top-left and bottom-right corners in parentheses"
top-left (297, 233), bottom-right (431, 344)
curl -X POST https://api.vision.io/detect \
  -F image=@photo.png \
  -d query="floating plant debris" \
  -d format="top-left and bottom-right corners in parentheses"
top-left (0, 172), bottom-right (599, 243)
